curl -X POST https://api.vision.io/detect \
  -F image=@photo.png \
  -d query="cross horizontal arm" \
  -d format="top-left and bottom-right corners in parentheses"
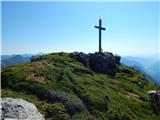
top-left (94, 26), bottom-right (106, 30)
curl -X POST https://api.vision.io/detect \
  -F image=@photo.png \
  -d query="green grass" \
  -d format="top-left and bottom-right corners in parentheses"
top-left (1, 52), bottom-right (160, 120)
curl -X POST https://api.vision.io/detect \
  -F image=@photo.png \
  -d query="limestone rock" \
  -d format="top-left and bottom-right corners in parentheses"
top-left (1, 98), bottom-right (45, 120)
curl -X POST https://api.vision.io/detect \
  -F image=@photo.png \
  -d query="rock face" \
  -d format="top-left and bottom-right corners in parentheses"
top-left (89, 52), bottom-right (120, 76)
top-left (1, 98), bottom-right (45, 120)
top-left (72, 52), bottom-right (121, 76)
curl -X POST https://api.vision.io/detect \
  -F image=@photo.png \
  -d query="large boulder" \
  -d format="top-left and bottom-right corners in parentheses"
top-left (89, 52), bottom-right (120, 76)
top-left (72, 52), bottom-right (121, 76)
top-left (1, 98), bottom-right (45, 120)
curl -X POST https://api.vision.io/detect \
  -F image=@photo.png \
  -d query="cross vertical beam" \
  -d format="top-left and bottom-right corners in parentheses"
top-left (99, 19), bottom-right (102, 53)
top-left (95, 19), bottom-right (106, 53)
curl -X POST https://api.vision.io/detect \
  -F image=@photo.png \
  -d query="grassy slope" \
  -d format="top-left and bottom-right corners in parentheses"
top-left (1, 52), bottom-right (160, 120)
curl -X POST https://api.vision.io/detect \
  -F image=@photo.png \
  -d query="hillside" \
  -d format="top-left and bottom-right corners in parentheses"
top-left (1, 52), bottom-right (160, 120)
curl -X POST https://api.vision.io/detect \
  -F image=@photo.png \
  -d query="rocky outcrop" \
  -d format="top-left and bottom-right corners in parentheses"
top-left (89, 52), bottom-right (119, 76)
top-left (1, 98), bottom-right (45, 120)
top-left (72, 52), bottom-right (89, 66)
top-left (72, 52), bottom-right (121, 76)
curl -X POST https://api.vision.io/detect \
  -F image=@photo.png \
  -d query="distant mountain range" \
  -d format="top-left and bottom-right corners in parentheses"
top-left (1, 53), bottom-right (159, 84)
top-left (1, 54), bottom-right (33, 68)
top-left (121, 55), bottom-right (160, 84)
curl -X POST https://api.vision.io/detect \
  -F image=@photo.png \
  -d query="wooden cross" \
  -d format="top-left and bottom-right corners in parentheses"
top-left (95, 19), bottom-right (106, 53)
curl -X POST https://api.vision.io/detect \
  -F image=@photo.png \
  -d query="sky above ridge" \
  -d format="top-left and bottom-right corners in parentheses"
top-left (2, 1), bottom-right (159, 56)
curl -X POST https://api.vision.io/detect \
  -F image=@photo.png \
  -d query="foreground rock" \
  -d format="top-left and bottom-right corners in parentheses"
top-left (1, 98), bottom-right (45, 120)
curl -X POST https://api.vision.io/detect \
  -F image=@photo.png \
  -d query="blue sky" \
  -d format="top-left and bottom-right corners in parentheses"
top-left (1, 1), bottom-right (159, 56)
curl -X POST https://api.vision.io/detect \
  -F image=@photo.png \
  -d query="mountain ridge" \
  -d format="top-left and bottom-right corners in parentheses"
top-left (2, 53), bottom-right (159, 84)
top-left (121, 56), bottom-right (160, 84)
top-left (1, 52), bottom-right (160, 120)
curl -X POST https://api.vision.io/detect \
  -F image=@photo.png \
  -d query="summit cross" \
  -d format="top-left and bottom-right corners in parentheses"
top-left (95, 19), bottom-right (106, 53)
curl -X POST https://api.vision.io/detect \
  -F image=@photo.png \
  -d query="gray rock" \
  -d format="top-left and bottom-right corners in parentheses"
top-left (71, 52), bottom-right (89, 66)
top-left (1, 98), bottom-right (45, 120)
top-left (71, 52), bottom-right (121, 76)
top-left (89, 52), bottom-right (120, 76)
